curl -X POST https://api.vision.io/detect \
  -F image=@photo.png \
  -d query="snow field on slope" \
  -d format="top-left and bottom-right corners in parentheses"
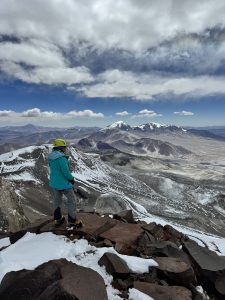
top-left (0, 146), bottom-right (44, 162)
top-left (6, 171), bottom-right (41, 183)
top-left (0, 232), bottom-right (157, 300)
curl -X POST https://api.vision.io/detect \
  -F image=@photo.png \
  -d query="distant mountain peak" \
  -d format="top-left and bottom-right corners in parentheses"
top-left (104, 121), bottom-right (186, 132)
top-left (106, 121), bottom-right (131, 130)
top-left (133, 122), bottom-right (167, 130)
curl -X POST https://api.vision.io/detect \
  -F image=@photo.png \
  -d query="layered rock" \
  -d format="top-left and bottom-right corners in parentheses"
top-left (0, 177), bottom-right (29, 232)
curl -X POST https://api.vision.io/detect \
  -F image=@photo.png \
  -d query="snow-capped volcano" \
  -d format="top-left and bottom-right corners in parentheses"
top-left (106, 121), bottom-right (131, 131)
top-left (133, 122), bottom-right (186, 132)
top-left (103, 121), bottom-right (187, 132)
top-left (104, 121), bottom-right (187, 133)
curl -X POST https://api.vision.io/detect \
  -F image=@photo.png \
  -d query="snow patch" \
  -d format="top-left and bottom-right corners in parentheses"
top-left (129, 288), bottom-right (154, 300)
top-left (6, 171), bottom-right (40, 183)
top-left (0, 233), bottom-right (157, 300)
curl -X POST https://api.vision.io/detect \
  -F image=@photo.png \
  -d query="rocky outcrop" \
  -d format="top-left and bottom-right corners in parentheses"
top-left (183, 240), bottom-right (225, 299)
top-left (1, 210), bottom-right (225, 299)
top-left (133, 281), bottom-right (192, 300)
top-left (0, 177), bottom-right (29, 232)
top-left (0, 259), bottom-right (108, 300)
top-left (98, 252), bottom-right (131, 279)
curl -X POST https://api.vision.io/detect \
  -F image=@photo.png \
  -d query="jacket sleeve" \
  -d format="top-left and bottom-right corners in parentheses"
top-left (58, 157), bottom-right (74, 181)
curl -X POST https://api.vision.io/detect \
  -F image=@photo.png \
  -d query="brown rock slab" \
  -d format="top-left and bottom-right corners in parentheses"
top-left (98, 252), bottom-right (130, 278)
top-left (40, 213), bottom-right (117, 239)
top-left (155, 257), bottom-right (196, 285)
top-left (133, 281), bottom-right (192, 300)
top-left (163, 225), bottom-right (186, 242)
top-left (183, 241), bottom-right (225, 272)
top-left (0, 259), bottom-right (108, 300)
top-left (100, 223), bottom-right (143, 246)
top-left (0, 265), bottom-right (61, 300)
top-left (183, 240), bottom-right (225, 295)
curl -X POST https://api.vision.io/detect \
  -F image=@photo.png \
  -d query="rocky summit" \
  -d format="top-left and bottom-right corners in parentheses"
top-left (1, 210), bottom-right (224, 300)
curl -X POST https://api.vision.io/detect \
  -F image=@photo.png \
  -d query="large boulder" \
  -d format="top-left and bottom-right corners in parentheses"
top-left (98, 252), bottom-right (130, 279)
top-left (137, 231), bottom-right (191, 264)
top-left (154, 257), bottom-right (196, 286)
top-left (0, 259), bottom-right (108, 300)
top-left (100, 223), bottom-right (144, 254)
top-left (183, 240), bottom-right (225, 297)
top-left (133, 281), bottom-right (192, 300)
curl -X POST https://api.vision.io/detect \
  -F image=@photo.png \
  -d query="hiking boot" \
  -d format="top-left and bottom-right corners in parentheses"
top-left (67, 220), bottom-right (83, 230)
top-left (54, 216), bottom-right (65, 227)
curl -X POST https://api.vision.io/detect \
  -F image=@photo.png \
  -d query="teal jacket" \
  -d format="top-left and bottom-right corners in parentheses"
top-left (48, 150), bottom-right (74, 190)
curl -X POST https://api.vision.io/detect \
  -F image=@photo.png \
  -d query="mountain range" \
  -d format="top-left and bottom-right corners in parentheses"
top-left (1, 121), bottom-right (225, 238)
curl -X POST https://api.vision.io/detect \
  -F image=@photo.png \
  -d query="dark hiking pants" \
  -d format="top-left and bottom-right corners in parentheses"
top-left (51, 188), bottom-right (76, 222)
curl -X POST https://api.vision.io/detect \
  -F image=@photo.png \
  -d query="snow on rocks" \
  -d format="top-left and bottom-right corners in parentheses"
top-left (1, 211), bottom-right (224, 299)
top-left (128, 288), bottom-right (154, 300)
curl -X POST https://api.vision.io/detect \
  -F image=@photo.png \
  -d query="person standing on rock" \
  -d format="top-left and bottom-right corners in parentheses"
top-left (48, 138), bottom-right (82, 229)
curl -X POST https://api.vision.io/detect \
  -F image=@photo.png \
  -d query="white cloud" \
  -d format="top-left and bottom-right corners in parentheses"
top-left (22, 108), bottom-right (41, 117)
top-left (0, 61), bottom-right (93, 85)
top-left (174, 110), bottom-right (194, 115)
top-left (21, 108), bottom-right (61, 118)
top-left (79, 70), bottom-right (225, 100)
top-left (115, 111), bottom-right (130, 116)
top-left (1, 0), bottom-right (225, 51)
top-left (1, 0), bottom-right (225, 100)
top-left (132, 109), bottom-right (162, 118)
top-left (0, 40), bottom-right (65, 67)
top-left (0, 108), bottom-right (105, 126)
top-left (0, 110), bottom-right (15, 117)
top-left (67, 110), bottom-right (104, 118)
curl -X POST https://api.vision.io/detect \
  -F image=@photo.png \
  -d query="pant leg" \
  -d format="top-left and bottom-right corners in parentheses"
top-left (63, 189), bottom-right (77, 222)
top-left (51, 188), bottom-right (63, 220)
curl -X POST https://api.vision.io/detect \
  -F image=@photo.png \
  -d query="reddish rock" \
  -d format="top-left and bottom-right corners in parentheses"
top-left (100, 223), bottom-right (143, 253)
top-left (155, 257), bottom-right (196, 285)
top-left (142, 223), bottom-right (165, 241)
top-left (163, 224), bottom-right (186, 242)
top-left (40, 213), bottom-right (117, 239)
top-left (98, 252), bottom-right (130, 278)
top-left (0, 259), bottom-right (108, 300)
top-left (133, 281), bottom-right (192, 300)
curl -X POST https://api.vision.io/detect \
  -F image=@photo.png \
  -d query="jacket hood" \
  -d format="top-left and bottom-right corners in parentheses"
top-left (48, 150), bottom-right (65, 161)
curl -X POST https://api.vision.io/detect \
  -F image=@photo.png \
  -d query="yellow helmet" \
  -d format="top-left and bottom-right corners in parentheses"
top-left (53, 138), bottom-right (67, 147)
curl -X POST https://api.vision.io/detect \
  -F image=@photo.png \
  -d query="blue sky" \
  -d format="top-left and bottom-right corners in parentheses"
top-left (0, 0), bottom-right (225, 127)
